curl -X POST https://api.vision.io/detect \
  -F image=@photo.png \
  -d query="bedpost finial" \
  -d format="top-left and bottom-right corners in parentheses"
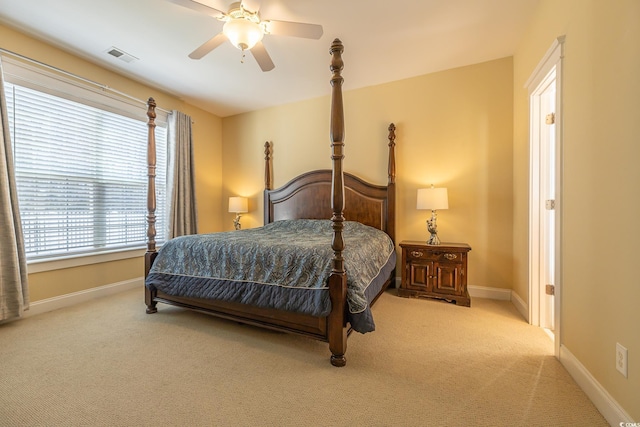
top-left (146, 96), bottom-right (157, 253)
top-left (329, 38), bottom-right (344, 82)
top-left (330, 38), bottom-right (343, 53)
top-left (147, 97), bottom-right (157, 121)
top-left (264, 141), bottom-right (272, 191)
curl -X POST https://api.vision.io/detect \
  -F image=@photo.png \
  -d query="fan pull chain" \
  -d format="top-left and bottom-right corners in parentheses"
top-left (240, 49), bottom-right (246, 64)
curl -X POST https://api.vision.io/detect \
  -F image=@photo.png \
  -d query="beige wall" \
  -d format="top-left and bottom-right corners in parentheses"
top-left (1, 24), bottom-right (223, 302)
top-left (222, 57), bottom-right (514, 290)
top-left (513, 0), bottom-right (640, 418)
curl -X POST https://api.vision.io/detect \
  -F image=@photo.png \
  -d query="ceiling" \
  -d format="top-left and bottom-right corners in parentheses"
top-left (0, 0), bottom-right (539, 117)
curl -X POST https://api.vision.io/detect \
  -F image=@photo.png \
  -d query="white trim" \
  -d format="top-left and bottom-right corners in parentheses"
top-left (560, 345), bottom-right (633, 425)
top-left (525, 36), bottom-right (566, 91)
top-left (528, 94), bottom-right (542, 327)
top-left (553, 41), bottom-right (565, 361)
top-left (510, 291), bottom-right (529, 321)
top-left (0, 52), bottom-right (169, 121)
top-left (467, 286), bottom-right (529, 322)
top-left (468, 285), bottom-right (511, 300)
top-left (28, 248), bottom-right (146, 273)
top-left (25, 277), bottom-right (142, 317)
top-left (526, 35), bottom-right (565, 361)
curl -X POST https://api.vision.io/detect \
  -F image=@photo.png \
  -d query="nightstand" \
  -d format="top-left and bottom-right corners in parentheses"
top-left (398, 241), bottom-right (472, 306)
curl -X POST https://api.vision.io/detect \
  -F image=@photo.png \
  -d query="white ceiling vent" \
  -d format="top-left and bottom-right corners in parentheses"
top-left (105, 47), bottom-right (138, 63)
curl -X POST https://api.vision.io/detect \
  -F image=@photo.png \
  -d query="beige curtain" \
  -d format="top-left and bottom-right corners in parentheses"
top-left (167, 110), bottom-right (198, 238)
top-left (0, 58), bottom-right (29, 322)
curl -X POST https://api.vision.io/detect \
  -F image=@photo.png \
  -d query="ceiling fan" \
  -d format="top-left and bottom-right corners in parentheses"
top-left (169, 0), bottom-right (324, 71)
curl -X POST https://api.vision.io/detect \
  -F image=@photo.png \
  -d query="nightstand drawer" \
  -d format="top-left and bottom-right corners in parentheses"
top-left (407, 248), bottom-right (463, 263)
top-left (406, 248), bottom-right (431, 261)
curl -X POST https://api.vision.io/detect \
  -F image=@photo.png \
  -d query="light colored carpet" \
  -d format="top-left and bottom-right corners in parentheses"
top-left (0, 288), bottom-right (607, 427)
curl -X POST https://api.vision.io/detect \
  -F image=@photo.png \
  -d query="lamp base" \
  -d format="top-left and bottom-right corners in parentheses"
top-left (233, 213), bottom-right (242, 230)
top-left (426, 233), bottom-right (441, 245)
top-left (426, 210), bottom-right (441, 245)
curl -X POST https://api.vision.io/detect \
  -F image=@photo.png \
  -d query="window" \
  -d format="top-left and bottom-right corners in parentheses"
top-left (3, 60), bottom-right (167, 262)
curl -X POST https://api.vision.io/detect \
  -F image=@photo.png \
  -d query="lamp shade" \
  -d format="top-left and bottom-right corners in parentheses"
top-left (417, 188), bottom-right (448, 210)
top-left (223, 18), bottom-right (264, 51)
top-left (228, 196), bottom-right (248, 213)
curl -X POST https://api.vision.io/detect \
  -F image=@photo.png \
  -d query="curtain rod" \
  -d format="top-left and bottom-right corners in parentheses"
top-left (0, 47), bottom-right (170, 114)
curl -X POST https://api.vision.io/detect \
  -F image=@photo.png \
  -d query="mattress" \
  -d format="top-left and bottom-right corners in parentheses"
top-left (145, 219), bottom-right (396, 333)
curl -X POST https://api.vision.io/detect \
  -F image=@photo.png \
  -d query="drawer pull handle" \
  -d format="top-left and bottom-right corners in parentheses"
top-left (444, 253), bottom-right (457, 260)
top-left (410, 250), bottom-right (423, 258)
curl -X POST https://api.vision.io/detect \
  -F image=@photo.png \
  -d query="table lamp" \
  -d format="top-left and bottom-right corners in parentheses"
top-left (417, 186), bottom-right (448, 245)
top-left (228, 196), bottom-right (248, 230)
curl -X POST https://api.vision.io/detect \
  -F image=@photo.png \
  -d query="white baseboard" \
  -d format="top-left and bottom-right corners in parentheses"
top-left (397, 281), bottom-right (523, 308)
top-left (467, 286), bottom-right (528, 321)
top-left (468, 285), bottom-right (511, 300)
top-left (560, 345), bottom-right (633, 425)
top-left (467, 288), bottom-right (633, 423)
top-left (26, 277), bottom-right (143, 317)
top-left (510, 290), bottom-right (529, 321)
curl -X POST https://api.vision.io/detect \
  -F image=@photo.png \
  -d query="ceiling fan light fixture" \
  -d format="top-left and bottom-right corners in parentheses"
top-left (223, 18), bottom-right (264, 51)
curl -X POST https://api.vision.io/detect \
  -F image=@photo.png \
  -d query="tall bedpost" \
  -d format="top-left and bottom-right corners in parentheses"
top-left (145, 97), bottom-right (158, 314)
top-left (327, 38), bottom-right (347, 367)
top-left (330, 39), bottom-right (345, 272)
top-left (387, 123), bottom-right (396, 244)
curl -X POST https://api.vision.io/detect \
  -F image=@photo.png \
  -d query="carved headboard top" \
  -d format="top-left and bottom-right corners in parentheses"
top-left (263, 123), bottom-right (396, 243)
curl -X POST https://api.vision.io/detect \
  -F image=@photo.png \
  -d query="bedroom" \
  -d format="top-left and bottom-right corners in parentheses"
top-left (0, 0), bottom-right (638, 424)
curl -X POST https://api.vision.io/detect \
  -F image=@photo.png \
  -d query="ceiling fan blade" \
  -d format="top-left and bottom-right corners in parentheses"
top-left (167, 0), bottom-right (225, 18)
top-left (240, 0), bottom-right (262, 13)
top-left (266, 20), bottom-right (323, 39)
top-left (250, 41), bottom-right (275, 72)
top-left (188, 32), bottom-right (227, 59)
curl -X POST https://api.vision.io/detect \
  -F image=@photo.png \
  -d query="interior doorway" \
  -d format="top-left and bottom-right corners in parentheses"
top-left (526, 36), bottom-right (564, 356)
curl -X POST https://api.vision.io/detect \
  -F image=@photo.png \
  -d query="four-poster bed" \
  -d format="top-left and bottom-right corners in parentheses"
top-left (144, 39), bottom-right (397, 366)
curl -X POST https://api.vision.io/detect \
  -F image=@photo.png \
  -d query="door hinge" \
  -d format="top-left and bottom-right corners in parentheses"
top-left (545, 112), bottom-right (555, 125)
top-left (545, 200), bottom-right (556, 210)
top-left (545, 284), bottom-right (555, 296)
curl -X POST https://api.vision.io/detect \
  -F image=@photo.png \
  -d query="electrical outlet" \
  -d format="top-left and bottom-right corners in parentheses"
top-left (616, 343), bottom-right (628, 378)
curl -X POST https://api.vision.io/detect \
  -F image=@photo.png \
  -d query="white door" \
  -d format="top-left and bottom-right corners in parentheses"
top-left (538, 73), bottom-right (556, 331)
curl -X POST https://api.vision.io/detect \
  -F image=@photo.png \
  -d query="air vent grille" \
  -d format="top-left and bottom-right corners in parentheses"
top-left (105, 47), bottom-right (138, 63)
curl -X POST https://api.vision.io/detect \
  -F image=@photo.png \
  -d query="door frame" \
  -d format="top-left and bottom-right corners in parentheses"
top-left (525, 36), bottom-right (565, 357)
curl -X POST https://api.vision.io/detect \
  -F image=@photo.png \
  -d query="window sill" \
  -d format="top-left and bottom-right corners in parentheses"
top-left (27, 248), bottom-right (148, 274)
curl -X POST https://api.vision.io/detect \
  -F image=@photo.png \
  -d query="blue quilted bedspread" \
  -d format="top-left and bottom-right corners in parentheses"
top-left (145, 219), bottom-right (396, 333)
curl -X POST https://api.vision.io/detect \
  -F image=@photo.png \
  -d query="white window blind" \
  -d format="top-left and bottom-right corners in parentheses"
top-left (4, 82), bottom-right (167, 260)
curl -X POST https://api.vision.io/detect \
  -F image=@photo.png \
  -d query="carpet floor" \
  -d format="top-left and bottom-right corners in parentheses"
top-left (0, 288), bottom-right (607, 426)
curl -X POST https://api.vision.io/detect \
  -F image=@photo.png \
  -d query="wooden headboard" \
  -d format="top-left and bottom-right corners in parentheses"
top-left (263, 124), bottom-right (397, 243)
